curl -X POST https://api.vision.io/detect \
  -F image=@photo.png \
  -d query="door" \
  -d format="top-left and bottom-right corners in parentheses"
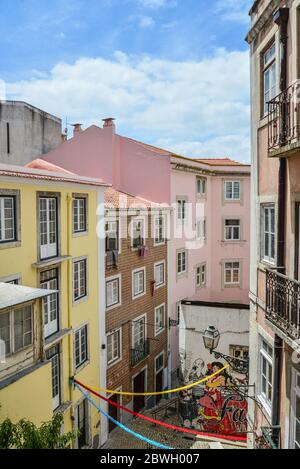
top-left (77, 400), bottom-right (88, 449)
top-left (108, 394), bottom-right (120, 433)
top-left (155, 370), bottom-right (163, 405)
top-left (46, 345), bottom-right (60, 411)
top-left (133, 370), bottom-right (145, 413)
top-left (41, 269), bottom-right (58, 338)
top-left (39, 197), bottom-right (57, 260)
top-left (296, 203), bottom-right (300, 280)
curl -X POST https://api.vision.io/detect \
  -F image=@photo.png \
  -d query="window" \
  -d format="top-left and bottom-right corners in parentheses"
top-left (106, 276), bottom-right (121, 308)
top-left (132, 316), bottom-right (146, 348)
top-left (177, 250), bottom-right (187, 275)
top-left (132, 268), bottom-right (146, 298)
top-left (197, 178), bottom-right (206, 197)
top-left (74, 325), bottom-right (88, 369)
top-left (41, 269), bottom-right (59, 338)
top-left (225, 219), bottom-right (241, 241)
top-left (73, 197), bottom-right (87, 233)
top-left (154, 215), bottom-right (166, 245)
top-left (107, 329), bottom-right (121, 365)
top-left (154, 262), bottom-right (165, 288)
top-left (259, 339), bottom-right (273, 411)
top-left (224, 181), bottom-right (241, 201)
top-left (177, 198), bottom-right (187, 222)
top-left (155, 304), bottom-right (165, 336)
top-left (196, 218), bottom-right (206, 240)
top-left (132, 218), bottom-right (145, 248)
top-left (46, 345), bottom-right (60, 410)
top-left (105, 220), bottom-right (119, 252)
top-left (73, 259), bottom-right (87, 302)
top-left (263, 43), bottom-right (276, 115)
top-left (0, 196), bottom-right (16, 243)
top-left (196, 264), bottom-right (206, 287)
top-left (262, 205), bottom-right (275, 263)
top-left (229, 345), bottom-right (249, 361)
top-left (155, 352), bottom-right (164, 372)
top-left (0, 305), bottom-right (33, 356)
top-left (224, 261), bottom-right (240, 285)
top-left (39, 197), bottom-right (58, 260)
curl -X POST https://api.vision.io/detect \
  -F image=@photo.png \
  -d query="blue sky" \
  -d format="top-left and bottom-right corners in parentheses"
top-left (0, 0), bottom-right (252, 162)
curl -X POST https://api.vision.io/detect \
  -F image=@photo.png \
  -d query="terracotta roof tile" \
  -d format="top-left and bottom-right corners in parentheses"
top-left (105, 187), bottom-right (168, 210)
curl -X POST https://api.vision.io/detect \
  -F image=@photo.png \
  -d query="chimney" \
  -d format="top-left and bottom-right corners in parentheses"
top-left (72, 123), bottom-right (82, 137)
top-left (102, 118), bottom-right (116, 133)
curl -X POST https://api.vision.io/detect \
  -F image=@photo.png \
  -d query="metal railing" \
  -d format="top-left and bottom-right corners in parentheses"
top-left (131, 339), bottom-right (150, 367)
top-left (266, 269), bottom-right (300, 341)
top-left (268, 82), bottom-right (300, 152)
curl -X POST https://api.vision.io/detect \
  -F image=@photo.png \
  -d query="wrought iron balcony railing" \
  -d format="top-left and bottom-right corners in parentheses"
top-left (256, 426), bottom-right (281, 449)
top-left (268, 82), bottom-right (300, 154)
top-left (266, 269), bottom-right (300, 341)
top-left (131, 339), bottom-right (150, 367)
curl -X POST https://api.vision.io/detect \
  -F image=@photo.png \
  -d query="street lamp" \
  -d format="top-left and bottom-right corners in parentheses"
top-left (203, 325), bottom-right (249, 376)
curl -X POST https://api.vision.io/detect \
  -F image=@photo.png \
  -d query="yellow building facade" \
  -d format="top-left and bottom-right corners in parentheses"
top-left (0, 162), bottom-right (107, 448)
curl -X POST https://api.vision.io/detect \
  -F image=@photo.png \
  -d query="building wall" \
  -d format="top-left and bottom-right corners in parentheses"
top-left (105, 210), bottom-right (168, 419)
top-left (247, 0), bottom-right (300, 449)
top-left (0, 177), bottom-right (104, 447)
top-left (0, 101), bottom-right (62, 166)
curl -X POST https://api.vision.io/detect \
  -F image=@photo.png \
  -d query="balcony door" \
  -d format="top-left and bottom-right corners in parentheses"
top-left (39, 197), bottom-right (58, 260)
top-left (41, 269), bottom-right (59, 338)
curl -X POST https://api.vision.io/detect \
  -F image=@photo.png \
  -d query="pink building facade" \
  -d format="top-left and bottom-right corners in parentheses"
top-left (40, 119), bottom-right (250, 388)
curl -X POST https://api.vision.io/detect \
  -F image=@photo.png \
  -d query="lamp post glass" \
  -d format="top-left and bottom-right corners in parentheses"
top-left (203, 325), bottom-right (220, 353)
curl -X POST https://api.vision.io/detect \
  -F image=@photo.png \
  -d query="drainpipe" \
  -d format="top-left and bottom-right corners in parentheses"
top-left (272, 7), bottom-right (289, 430)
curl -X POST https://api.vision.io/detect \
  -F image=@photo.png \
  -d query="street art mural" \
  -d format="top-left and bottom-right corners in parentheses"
top-left (179, 358), bottom-right (248, 437)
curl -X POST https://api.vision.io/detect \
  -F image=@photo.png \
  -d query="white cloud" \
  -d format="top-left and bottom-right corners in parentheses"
top-left (7, 48), bottom-right (250, 162)
top-left (137, 0), bottom-right (177, 9)
top-left (138, 15), bottom-right (155, 28)
top-left (215, 0), bottom-right (252, 23)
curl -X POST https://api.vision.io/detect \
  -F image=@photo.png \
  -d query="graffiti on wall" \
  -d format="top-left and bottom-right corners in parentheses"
top-left (179, 358), bottom-right (248, 437)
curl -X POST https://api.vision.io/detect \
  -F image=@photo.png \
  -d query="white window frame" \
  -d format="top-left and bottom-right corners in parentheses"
top-left (196, 263), bottom-right (206, 288)
top-left (73, 196), bottom-right (87, 234)
top-left (132, 313), bottom-right (147, 348)
top-left (131, 217), bottom-right (146, 249)
top-left (0, 304), bottom-right (33, 357)
top-left (106, 274), bottom-right (121, 310)
top-left (261, 204), bottom-right (276, 264)
top-left (39, 196), bottom-right (58, 260)
top-left (74, 324), bottom-right (89, 370)
top-left (196, 218), bottom-right (206, 241)
top-left (132, 267), bottom-right (146, 299)
top-left (224, 219), bottom-right (241, 241)
top-left (224, 261), bottom-right (241, 286)
top-left (196, 177), bottom-right (207, 198)
top-left (154, 304), bottom-right (165, 337)
top-left (258, 337), bottom-right (273, 415)
top-left (291, 368), bottom-right (300, 449)
top-left (154, 261), bottom-right (165, 289)
top-left (177, 249), bottom-right (187, 276)
top-left (73, 258), bottom-right (88, 303)
top-left (105, 218), bottom-right (120, 253)
top-left (0, 196), bottom-right (16, 243)
top-left (224, 180), bottom-right (241, 201)
top-left (176, 197), bottom-right (188, 223)
top-left (153, 214), bottom-right (166, 246)
top-left (107, 328), bottom-right (122, 367)
top-left (263, 42), bottom-right (276, 116)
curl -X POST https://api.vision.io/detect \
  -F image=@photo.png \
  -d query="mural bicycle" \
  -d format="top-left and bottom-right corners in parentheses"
top-left (179, 359), bottom-right (248, 437)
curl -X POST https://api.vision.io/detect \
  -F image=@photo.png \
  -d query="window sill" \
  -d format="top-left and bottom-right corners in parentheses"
top-left (0, 240), bottom-right (21, 250)
top-left (74, 360), bottom-right (90, 375)
top-left (107, 357), bottom-right (122, 369)
top-left (72, 230), bottom-right (88, 238)
top-left (32, 255), bottom-right (72, 269)
top-left (106, 302), bottom-right (122, 312)
top-left (73, 295), bottom-right (88, 306)
top-left (54, 400), bottom-right (72, 415)
top-left (45, 328), bottom-right (72, 348)
top-left (154, 328), bottom-right (165, 338)
top-left (132, 291), bottom-right (146, 300)
top-left (154, 241), bottom-right (166, 247)
top-left (154, 282), bottom-right (165, 290)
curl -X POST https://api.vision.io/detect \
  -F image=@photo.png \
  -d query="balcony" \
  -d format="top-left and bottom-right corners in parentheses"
top-left (256, 426), bottom-right (281, 449)
top-left (131, 339), bottom-right (150, 367)
top-left (266, 269), bottom-right (300, 342)
top-left (268, 82), bottom-right (300, 157)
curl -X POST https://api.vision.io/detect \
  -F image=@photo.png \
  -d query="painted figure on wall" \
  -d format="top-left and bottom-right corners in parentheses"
top-left (179, 359), bottom-right (248, 437)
